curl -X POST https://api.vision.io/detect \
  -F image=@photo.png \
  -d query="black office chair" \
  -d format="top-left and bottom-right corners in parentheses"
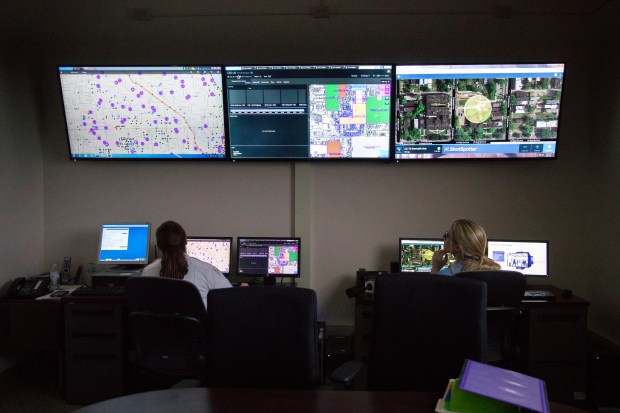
top-left (332, 273), bottom-right (487, 392)
top-left (124, 276), bottom-right (208, 391)
top-left (204, 286), bottom-right (321, 389)
top-left (456, 270), bottom-right (526, 368)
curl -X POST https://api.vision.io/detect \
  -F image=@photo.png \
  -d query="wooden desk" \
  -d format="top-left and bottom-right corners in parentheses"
top-left (72, 387), bottom-right (591, 413)
top-left (354, 284), bottom-right (590, 404)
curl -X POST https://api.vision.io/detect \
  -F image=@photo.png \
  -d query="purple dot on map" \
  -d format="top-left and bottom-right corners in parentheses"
top-left (111, 103), bottom-right (115, 108)
top-left (96, 75), bottom-right (101, 79)
top-left (185, 95), bottom-right (190, 100)
top-left (131, 87), bottom-right (135, 92)
top-left (153, 120), bottom-right (158, 124)
top-left (134, 140), bottom-right (138, 144)
top-left (104, 141), bottom-right (109, 147)
top-left (210, 92), bottom-right (215, 97)
top-left (181, 85), bottom-right (185, 89)
top-left (170, 90), bottom-right (174, 94)
top-left (193, 146), bottom-right (198, 151)
top-left (136, 94), bottom-right (141, 98)
top-left (201, 77), bottom-right (205, 81)
top-left (96, 84), bottom-right (101, 88)
top-left (141, 142), bottom-right (145, 146)
top-left (97, 136), bottom-right (101, 140)
top-left (82, 122), bottom-right (87, 127)
top-left (220, 135), bottom-right (225, 140)
top-left (93, 120), bottom-right (97, 124)
top-left (121, 104), bottom-right (125, 109)
top-left (218, 146), bottom-right (223, 153)
top-left (141, 104), bottom-right (146, 109)
top-left (182, 139), bottom-right (187, 143)
top-left (116, 141), bottom-right (120, 146)
top-left (104, 126), bottom-right (108, 130)
top-left (140, 91), bottom-right (144, 95)
top-left (94, 126), bottom-right (99, 130)
top-left (174, 118), bottom-right (178, 124)
top-left (158, 91), bottom-right (163, 95)
top-left (117, 78), bottom-right (122, 83)
top-left (145, 137), bottom-right (149, 141)
top-left (165, 117), bottom-right (169, 121)
top-left (154, 142), bottom-right (159, 147)
top-left (181, 79), bottom-right (185, 83)
top-left (174, 75), bottom-right (178, 80)
top-left (174, 128), bottom-right (179, 134)
top-left (128, 107), bottom-right (132, 111)
top-left (151, 106), bottom-right (156, 113)
top-left (203, 82), bottom-right (207, 86)
top-left (203, 124), bottom-right (208, 128)
top-left (114, 81), bottom-right (118, 85)
top-left (210, 77), bottom-right (215, 83)
top-left (162, 72), bottom-right (167, 76)
top-left (88, 110), bottom-right (93, 114)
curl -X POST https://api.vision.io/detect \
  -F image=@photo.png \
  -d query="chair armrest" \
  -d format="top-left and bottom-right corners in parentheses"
top-left (329, 360), bottom-right (365, 388)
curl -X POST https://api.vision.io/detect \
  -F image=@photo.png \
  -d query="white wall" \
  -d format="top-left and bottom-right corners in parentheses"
top-left (2, 2), bottom-right (619, 342)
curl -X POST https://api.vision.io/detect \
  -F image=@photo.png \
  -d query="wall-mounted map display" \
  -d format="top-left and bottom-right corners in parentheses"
top-left (394, 63), bottom-right (565, 160)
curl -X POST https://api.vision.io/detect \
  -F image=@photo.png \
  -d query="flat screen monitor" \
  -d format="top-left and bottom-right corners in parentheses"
top-left (97, 223), bottom-right (151, 266)
top-left (58, 65), bottom-right (226, 159)
top-left (186, 236), bottom-right (233, 276)
top-left (237, 237), bottom-right (301, 278)
top-left (399, 238), bottom-right (445, 272)
top-left (394, 63), bottom-right (565, 160)
top-left (224, 65), bottom-right (393, 159)
top-left (487, 239), bottom-right (549, 277)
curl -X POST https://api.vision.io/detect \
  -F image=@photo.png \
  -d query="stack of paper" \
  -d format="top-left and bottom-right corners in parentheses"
top-left (436, 359), bottom-right (549, 413)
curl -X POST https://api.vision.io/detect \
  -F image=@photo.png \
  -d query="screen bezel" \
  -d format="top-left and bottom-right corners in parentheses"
top-left (399, 237), bottom-right (445, 272)
top-left (486, 239), bottom-right (549, 277)
top-left (96, 222), bottom-right (151, 266)
top-left (58, 65), bottom-right (228, 160)
top-left (186, 236), bottom-right (233, 276)
top-left (224, 64), bottom-right (394, 161)
top-left (393, 62), bottom-right (565, 161)
top-left (236, 237), bottom-right (301, 278)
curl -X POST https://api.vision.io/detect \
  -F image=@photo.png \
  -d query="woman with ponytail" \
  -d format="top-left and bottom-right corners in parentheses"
top-left (431, 219), bottom-right (500, 275)
top-left (141, 220), bottom-right (232, 308)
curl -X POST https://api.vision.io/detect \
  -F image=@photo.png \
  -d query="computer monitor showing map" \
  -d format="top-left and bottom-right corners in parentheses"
top-left (237, 237), bottom-right (301, 280)
top-left (58, 66), bottom-right (226, 159)
top-left (186, 236), bottom-right (233, 276)
top-left (394, 63), bottom-right (565, 160)
top-left (224, 65), bottom-right (392, 159)
top-left (399, 238), bottom-right (445, 272)
top-left (97, 223), bottom-right (151, 266)
top-left (487, 239), bottom-right (549, 277)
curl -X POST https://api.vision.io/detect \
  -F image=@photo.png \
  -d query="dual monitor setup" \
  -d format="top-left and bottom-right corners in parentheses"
top-left (399, 238), bottom-right (549, 277)
top-left (58, 63), bottom-right (565, 161)
top-left (97, 223), bottom-right (300, 284)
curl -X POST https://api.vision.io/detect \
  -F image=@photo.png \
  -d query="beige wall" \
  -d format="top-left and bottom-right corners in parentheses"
top-left (1, 3), bottom-right (619, 342)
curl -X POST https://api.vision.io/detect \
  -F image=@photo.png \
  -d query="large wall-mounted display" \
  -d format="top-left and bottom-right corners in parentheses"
top-left (58, 66), bottom-right (226, 159)
top-left (225, 65), bottom-right (392, 160)
top-left (394, 63), bottom-right (565, 160)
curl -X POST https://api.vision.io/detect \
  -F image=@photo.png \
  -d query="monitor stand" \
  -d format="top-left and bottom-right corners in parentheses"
top-left (263, 277), bottom-right (276, 286)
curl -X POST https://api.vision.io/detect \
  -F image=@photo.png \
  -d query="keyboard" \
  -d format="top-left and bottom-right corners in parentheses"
top-left (72, 285), bottom-right (126, 296)
top-left (523, 289), bottom-right (555, 300)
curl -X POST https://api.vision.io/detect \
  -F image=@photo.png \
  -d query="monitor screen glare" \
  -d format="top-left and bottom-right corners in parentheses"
top-left (97, 223), bottom-right (150, 265)
top-left (225, 65), bottom-right (393, 159)
top-left (237, 238), bottom-right (301, 277)
top-left (399, 238), bottom-right (445, 272)
top-left (487, 239), bottom-right (549, 277)
top-left (394, 63), bottom-right (565, 160)
top-left (186, 237), bottom-right (233, 275)
top-left (58, 66), bottom-right (226, 159)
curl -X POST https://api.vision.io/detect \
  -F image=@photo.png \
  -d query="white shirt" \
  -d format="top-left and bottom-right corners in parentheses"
top-left (141, 254), bottom-right (232, 310)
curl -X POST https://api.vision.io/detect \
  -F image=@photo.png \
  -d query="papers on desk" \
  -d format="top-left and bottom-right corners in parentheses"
top-left (436, 359), bottom-right (549, 413)
top-left (36, 285), bottom-right (84, 300)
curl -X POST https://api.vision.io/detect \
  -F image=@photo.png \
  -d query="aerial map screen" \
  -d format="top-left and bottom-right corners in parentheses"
top-left (394, 63), bottom-right (565, 160)
top-left (186, 237), bottom-right (232, 275)
top-left (237, 237), bottom-right (300, 277)
top-left (58, 66), bottom-right (226, 159)
top-left (225, 65), bottom-right (392, 159)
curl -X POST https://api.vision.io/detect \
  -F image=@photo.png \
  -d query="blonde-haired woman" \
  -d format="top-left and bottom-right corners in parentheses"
top-left (431, 219), bottom-right (500, 275)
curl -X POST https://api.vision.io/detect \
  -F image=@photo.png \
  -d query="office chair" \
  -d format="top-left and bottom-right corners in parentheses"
top-left (124, 276), bottom-right (208, 391)
top-left (204, 286), bottom-right (321, 389)
top-left (456, 270), bottom-right (526, 368)
top-left (332, 273), bottom-right (487, 392)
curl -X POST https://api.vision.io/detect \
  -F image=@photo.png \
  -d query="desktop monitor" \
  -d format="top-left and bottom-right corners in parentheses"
top-left (186, 236), bottom-right (233, 276)
top-left (96, 223), bottom-right (151, 266)
top-left (58, 65), bottom-right (226, 159)
top-left (237, 237), bottom-right (301, 281)
top-left (394, 63), bottom-right (565, 160)
top-left (399, 238), bottom-right (445, 272)
top-left (487, 239), bottom-right (549, 277)
top-left (224, 65), bottom-right (393, 159)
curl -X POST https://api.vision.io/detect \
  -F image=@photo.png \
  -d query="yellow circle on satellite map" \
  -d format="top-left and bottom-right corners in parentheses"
top-left (422, 249), bottom-right (434, 261)
top-left (464, 95), bottom-right (492, 124)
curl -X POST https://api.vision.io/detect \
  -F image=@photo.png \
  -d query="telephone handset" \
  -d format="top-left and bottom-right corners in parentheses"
top-left (7, 276), bottom-right (51, 298)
